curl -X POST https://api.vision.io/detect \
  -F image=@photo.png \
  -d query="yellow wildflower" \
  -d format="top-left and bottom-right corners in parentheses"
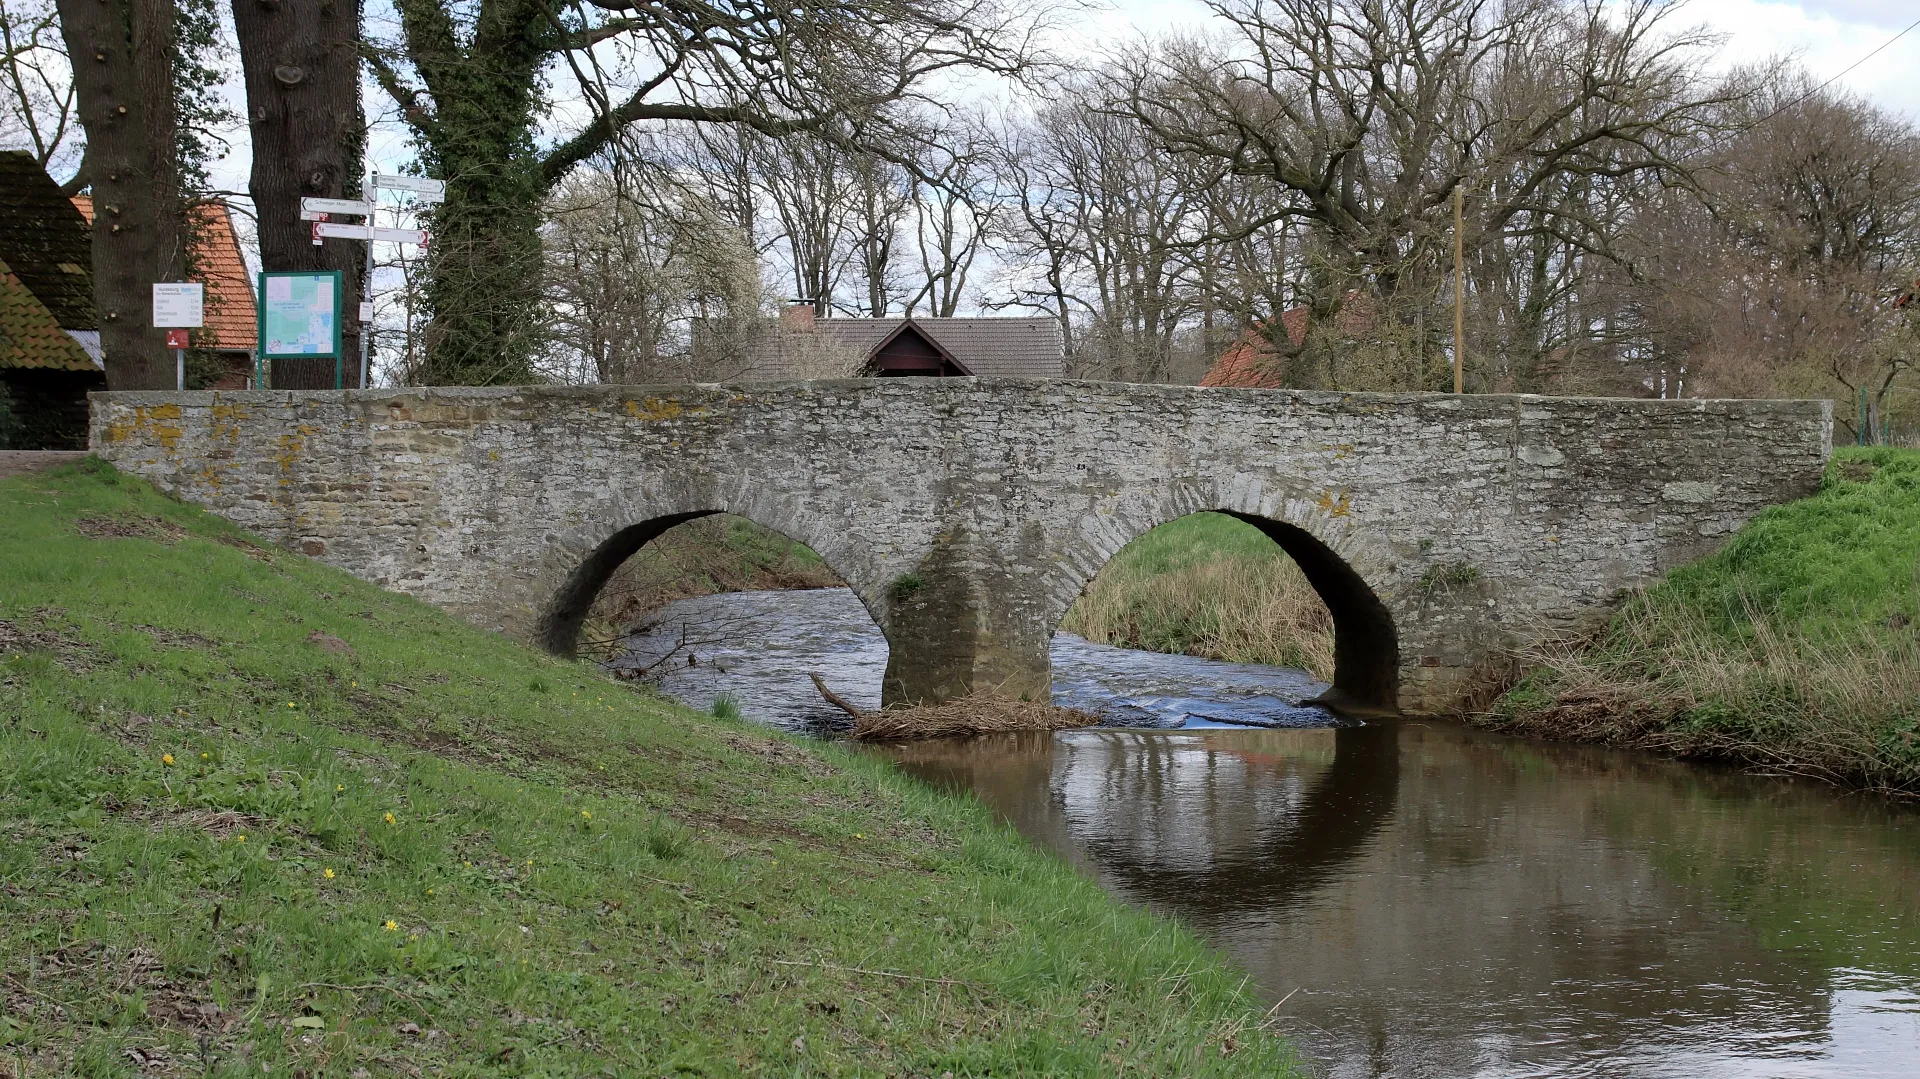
top-left (383, 920), bottom-right (398, 932)
top-left (580, 810), bottom-right (592, 820)
top-left (235, 834), bottom-right (246, 843)
top-left (384, 812), bottom-right (396, 825)
top-left (426, 888), bottom-right (434, 895)
top-left (200, 752), bottom-right (209, 760)
top-left (336, 784), bottom-right (344, 792)
top-left (323, 868), bottom-right (335, 879)
top-left (161, 753), bottom-right (175, 766)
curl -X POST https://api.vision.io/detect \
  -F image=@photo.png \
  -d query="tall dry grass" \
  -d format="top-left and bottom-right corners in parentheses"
top-left (1496, 596), bottom-right (1920, 795)
top-left (1063, 553), bottom-right (1336, 679)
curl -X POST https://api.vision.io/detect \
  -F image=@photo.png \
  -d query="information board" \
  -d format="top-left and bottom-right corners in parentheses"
top-left (256, 271), bottom-right (342, 359)
top-left (152, 282), bottom-right (204, 327)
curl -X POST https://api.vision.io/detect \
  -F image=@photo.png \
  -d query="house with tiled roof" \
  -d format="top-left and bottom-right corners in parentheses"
top-left (724, 305), bottom-right (1066, 380)
top-left (72, 195), bottom-right (257, 388)
top-left (1200, 295), bottom-right (1375, 389)
top-left (0, 151), bottom-right (103, 448)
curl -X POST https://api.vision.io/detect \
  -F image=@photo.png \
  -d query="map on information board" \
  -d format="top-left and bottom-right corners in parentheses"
top-left (257, 271), bottom-right (342, 359)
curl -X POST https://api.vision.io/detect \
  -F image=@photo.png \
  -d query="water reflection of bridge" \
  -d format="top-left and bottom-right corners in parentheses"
top-left (885, 723), bottom-right (1920, 1078)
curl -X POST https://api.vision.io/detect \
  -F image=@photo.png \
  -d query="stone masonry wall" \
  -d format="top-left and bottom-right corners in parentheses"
top-left (90, 380), bottom-right (1832, 715)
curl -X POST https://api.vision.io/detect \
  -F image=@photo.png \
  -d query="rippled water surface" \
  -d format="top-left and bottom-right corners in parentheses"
top-left (622, 588), bottom-right (1920, 1078)
top-left (618, 587), bottom-right (1343, 731)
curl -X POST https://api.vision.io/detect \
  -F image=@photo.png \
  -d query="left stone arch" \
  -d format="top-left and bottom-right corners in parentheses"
top-left (526, 487), bottom-right (888, 661)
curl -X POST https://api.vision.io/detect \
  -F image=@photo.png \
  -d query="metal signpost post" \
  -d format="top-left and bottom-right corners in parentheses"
top-left (256, 270), bottom-right (345, 386)
top-left (299, 174), bottom-right (443, 390)
top-left (152, 282), bottom-right (204, 390)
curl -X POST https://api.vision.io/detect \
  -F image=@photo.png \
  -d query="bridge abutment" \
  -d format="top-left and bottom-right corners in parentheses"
top-left (879, 527), bottom-right (1053, 706)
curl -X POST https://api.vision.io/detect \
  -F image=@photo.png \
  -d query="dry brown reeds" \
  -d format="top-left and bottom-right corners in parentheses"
top-left (809, 673), bottom-right (1100, 741)
top-left (1062, 553), bottom-right (1336, 678)
top-left (1493, 597), bottom-right (1920, 796)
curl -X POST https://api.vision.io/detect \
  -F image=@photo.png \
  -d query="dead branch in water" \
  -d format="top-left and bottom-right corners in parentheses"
top-left (808, 673), bottom-right (866, 720)
top-left (808, 673), bottom-right (1100, 741)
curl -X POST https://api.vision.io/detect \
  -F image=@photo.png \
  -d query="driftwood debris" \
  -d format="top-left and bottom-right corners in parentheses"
top-left (808, 673), bottom-right (1101, 741)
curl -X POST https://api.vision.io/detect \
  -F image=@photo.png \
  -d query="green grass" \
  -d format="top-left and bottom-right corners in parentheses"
top-left (1650, 448), bottom-right (1920, 638)
top-left (0, 461), bottom-right (1299, 1076)
top-left (1491, 447), bottom-right (1920, 795)
top-left (1087, 513), bottom-right (1283, 577)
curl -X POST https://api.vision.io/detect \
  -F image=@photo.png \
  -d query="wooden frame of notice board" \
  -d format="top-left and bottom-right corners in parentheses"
top-left (255, 270), bottom-right (345, 389)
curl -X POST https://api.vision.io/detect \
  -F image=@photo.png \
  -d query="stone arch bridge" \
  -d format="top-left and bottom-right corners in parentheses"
top-left (91, 380), bottom-right (1829, 716)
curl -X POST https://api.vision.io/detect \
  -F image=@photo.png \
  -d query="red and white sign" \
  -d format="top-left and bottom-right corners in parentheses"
top-left (165, 328), bottom-right (190, 349)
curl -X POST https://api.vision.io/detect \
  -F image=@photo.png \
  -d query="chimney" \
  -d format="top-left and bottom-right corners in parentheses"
top-left (781, 302), bottom-right (816, 333)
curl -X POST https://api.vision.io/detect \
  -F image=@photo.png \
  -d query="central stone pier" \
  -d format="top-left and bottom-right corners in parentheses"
top-left (90, 379), bottom-right (1831, 715)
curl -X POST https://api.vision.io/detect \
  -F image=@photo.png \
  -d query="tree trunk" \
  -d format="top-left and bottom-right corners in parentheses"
top-left (55, 0), bottom-right (185, 390)
top-left (231, 0), bottom-right (366, 389)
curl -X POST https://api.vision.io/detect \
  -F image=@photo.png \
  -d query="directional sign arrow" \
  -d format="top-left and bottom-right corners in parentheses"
top-left (314, 222), bottom-right (427, 244)
top-left (371, 173), bottom-right (446, 201)
top-left (299, 197), bottom-right (373, 220)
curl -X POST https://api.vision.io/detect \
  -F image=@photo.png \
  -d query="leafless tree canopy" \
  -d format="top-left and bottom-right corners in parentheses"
top-left (5, 0), bottom-right (1915, 430)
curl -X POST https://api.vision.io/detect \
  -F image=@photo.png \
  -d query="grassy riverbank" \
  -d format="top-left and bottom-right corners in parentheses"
top-left (1490, 447), bottom-right (1920, 796)
top-left (0, 461), bottom-right (1299, 1075)
top-left (1062, 513), bottom-right (1334, 678)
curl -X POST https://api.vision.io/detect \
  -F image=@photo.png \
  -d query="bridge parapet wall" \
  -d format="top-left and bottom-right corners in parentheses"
top-left (90, 380), bottom-right (1831, 715)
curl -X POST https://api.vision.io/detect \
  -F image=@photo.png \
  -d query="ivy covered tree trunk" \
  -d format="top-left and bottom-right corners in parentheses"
top-left (231, 0), bottom-right (367, 388)
top-left (55, 0), bottom-right (186, 389)
top-left (416, 150), bottom-right (546, 385)
top-left (392, 0), bottom-right (551, 385)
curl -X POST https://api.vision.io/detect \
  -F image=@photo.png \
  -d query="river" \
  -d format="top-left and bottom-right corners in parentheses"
top-left (618, 588), bottom-right (1920, 1078)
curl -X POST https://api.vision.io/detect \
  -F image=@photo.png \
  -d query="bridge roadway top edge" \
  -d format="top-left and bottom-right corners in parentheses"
top-left (88, 378), bottom-right (1836, 419)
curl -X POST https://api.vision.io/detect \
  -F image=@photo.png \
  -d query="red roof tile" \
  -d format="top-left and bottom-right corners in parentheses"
top-left (1200, 307), bottom-right (1309, 388)
top-left (1199, 297), bottom-right (1374, 388)
top-left (71, 196), bottom-right (255, 353)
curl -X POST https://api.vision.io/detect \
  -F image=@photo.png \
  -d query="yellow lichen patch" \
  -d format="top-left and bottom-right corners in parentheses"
top-left (274, 431), bottom-right (306, 478)
top-left (624, 396), bottom-right (690, 422)
top-left (210, 399), bottom-right (249, 442)
top-left (1318, 443), bottom-right (1355, 461)
top-left (1316, 489), bottom-right (1352, 518)
top-left (105, 403), bottom-right (187, 452)
top-left (104, 411), bottom-right (138, 443)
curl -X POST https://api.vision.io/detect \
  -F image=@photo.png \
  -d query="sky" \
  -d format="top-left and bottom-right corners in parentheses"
top-left (201, 0), bottom-right (1920, 200)
top-left (1094, 0), bottom-right (1920, 120)
top-left (194, 0), bottom-right (1919, 306)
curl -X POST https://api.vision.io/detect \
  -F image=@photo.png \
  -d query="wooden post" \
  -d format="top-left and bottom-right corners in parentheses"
top-left (1453, 184), bottom-right (1466, 395)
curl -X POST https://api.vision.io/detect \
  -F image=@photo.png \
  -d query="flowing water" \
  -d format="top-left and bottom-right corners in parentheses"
top-left (619, 588), bottom-right (1920, 1078)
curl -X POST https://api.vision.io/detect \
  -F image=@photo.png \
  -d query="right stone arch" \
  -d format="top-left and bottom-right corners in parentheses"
top-left (1216, 511), bottom-right (1400, 716)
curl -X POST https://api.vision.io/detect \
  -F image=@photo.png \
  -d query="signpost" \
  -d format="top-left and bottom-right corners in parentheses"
top-left (371, 174), bottom-right (446, 200)
top-left (282, 174), bottom-right (443, 390)
top-left (313, 222), bottom-right (427, 244)
top-left (299, 197), bottom-right (374, 221)
top-left (153, 282), bottom-right (204, 390)
top-left (257, 270), bottom-right (344, 387)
